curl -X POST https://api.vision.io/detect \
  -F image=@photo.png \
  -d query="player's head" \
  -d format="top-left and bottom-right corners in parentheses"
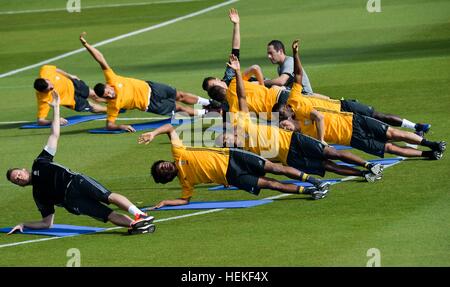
top-left (94, 83), bottom-right (115, 99)
top-left (267, 40), bottom-right (286, 64)
top-left (151, 160), bottom-right (178, 184)
top-left (6, 168), bottom-right (31, 187)
top-left (34, 78), bottom-right (53, 92)
top-left (202, 77), bottom-right (227, 92)
top-left (207, 85), bottom-right (227, 103)
top-left (272, 103), bottom-right (295, 121)
top-left (214, 131), bottom-right (242, 148)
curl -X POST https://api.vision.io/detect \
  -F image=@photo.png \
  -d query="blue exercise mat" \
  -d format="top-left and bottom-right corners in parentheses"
top-left (0, 224), bottom-right (106, 237)
top-left (88, 118), bottom-right (193, 134)
top-left (208, 179), bottom-right (341, 191)
top-left (336, 157), bottom-right (404, 167)
top-left (141, 200), bottom-right (273, 211)
top-left (20, 114), bottom-right (107, 129)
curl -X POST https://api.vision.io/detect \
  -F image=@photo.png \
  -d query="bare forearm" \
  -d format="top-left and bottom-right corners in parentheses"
top-left (293, 51), bottom-right (303, 84)
top-left (51, 104), bottom-right (60, 138)
top-left (161, 199), bottom-right (189, 206)
top-left (23, 220), bottom-right (52, 229)
top-left (152, 124), bottom-right (175, 137)
top-left (232, 23), bottom-right (240, 49)
top-left (84, 43), bottom-right (108, 69)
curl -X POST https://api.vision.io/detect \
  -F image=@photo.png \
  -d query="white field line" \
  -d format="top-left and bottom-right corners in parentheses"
top-left (0, 0), bottom-right (205, 15)
top-left (0, 0), bottom-right (239, 79)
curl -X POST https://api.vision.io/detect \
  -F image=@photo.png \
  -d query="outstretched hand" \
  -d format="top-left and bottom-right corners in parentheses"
top-left (229, 8), bottom-right (240, 24)
top-left (80, 32), bottom-right (88, 46)
top-left (7, 224), bottom-right (24, 235)
top-left (292, 39), bottom-right (300, 54)
top-left (138, 132), bottom-right (155, 144)
top-left (226, 54), bottom-right (240, 71)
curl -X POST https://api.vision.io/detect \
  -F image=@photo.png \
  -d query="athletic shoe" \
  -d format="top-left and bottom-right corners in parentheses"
top-left (367, 163), bottom-right (383, 176)
top-left (429, 151), bottom-right (443, 160)
top-left (130, 213), bottom-right (155, 230)
top-left (303, 186), bottom-right (329, 200)
top-left (317, 181), bottom-right (331, 192)
top-left (363, 171), bottom-right (383, 183)
top-left (415, 123), bottom-right (431, 134)
top-left (435, 141), bottom-right (446, 153)
top-left (128, 224), bottom-right (156, 235)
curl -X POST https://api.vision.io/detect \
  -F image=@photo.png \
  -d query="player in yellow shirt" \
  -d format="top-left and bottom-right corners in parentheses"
top-left (138, 124), bottom-right (331, 209)
top-left (273, 40), bottom-right (446, 160)
top-left (217, 54), bottom-right (383, 182)
top-left (33, 65), bottom-right (106, 126)
top-left (80, 33), bottom-right (220, 132)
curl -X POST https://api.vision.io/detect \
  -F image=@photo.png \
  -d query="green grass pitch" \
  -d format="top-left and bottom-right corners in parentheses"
top-left (0, 0), bottom-right (449, 266)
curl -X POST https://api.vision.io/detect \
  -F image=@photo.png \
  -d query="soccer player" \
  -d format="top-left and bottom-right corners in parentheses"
top-left (138, 124), bottom-right (331, 208)
top-left (34, 65), bottom-right (107, 126)
top-left (80, 33), bottom-right (218, 132)
top-left (6, 92), bottom-right (155, 235)
top-left (264, 39), bottom-right (314, 94)
top-left (273, 40), bottom-right (446, 160)
top-left (217, 54), bottom-right (383, 182)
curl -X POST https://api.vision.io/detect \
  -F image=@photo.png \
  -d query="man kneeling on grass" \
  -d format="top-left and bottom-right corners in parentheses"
top-left (138, 123), bottom-right (331, 210)
top-left (6, 92), bottom-right (154, 235)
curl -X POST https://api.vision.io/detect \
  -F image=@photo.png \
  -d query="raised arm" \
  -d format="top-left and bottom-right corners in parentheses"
top-left (227, 54), bottom-right (248, 113)
top-left (46, 91), bottom-right (61, 152)
top-left (138, 124), bottom-right (180, 145)
top-left (292, 39), bottom-right (303, 85)
top-left (229, 8), bottom-right (240, 50)
top-left (80, 33), bottom-right (110, 70)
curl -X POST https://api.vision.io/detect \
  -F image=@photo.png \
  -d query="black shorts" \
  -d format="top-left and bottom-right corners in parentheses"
top-left (72, 79), bottom-right (92, 112)
top-left (286, 132), bottom-right (327, 177)
top-left (63, 174), bottom-right (113, 222)
top-left (351, 114), bottom-right (388, 158)
top-left (226, 149), bottom-right (266, 195)
top-left (340, 99), bottom-right (374, 117)
top-left (146, 81), bottom-right (177, 116)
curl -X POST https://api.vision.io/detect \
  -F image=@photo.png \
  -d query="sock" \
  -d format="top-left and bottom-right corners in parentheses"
top-left (421, 150), bottom-right (433, 158)
top-left (364, 162), bottom-right (370, 169)
top-left (197, 97), bottom-right (210, 106)
top-left (401, 119), bottom-right (416, 130)
top-left (196, 109), bottom-right (207, 116)
top-left (421, 138), bottom-right (438, 150)
top-left (128, 205), bottom-right (145, 217)
top-left (297, 186), bottom-right (304, 194)
top-left (301, 173), bottom-right (321, 186)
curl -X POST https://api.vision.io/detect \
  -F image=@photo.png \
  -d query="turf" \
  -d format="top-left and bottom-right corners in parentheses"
top-left (0, 0), bottom-right (449, 266)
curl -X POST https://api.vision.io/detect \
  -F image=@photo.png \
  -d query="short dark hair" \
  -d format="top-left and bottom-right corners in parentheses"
top-left (268, 40), bottom-right (285, 54)
top-left (272, 103), bottom-right (290, 121)
top-left (151, 160), bottom-right (177, 184)
top-left (202, 77), bottom-right (216, 91)
top-left (94, 83), bottom-right (105, 97)
top-left (6, 168), bottom-right (19, 182)
top-left (33, 78), bottom-right (49, 92)
top-left (207, 85), bottom-right (226, 102)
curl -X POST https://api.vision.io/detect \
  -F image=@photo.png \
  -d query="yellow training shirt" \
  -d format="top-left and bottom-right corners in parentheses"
top-left (103, 68), bottom-right (151, 122)
top-left (232, 112), bottom-right (293, 164)
top-left (226, 79), bottom-right (281, 116)
top-left (171, 139), bottom-right (230, 199)
top-left (36, 65), bottom-right (75, 119)
top-left (289, 83), bottom-right (353, 145)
